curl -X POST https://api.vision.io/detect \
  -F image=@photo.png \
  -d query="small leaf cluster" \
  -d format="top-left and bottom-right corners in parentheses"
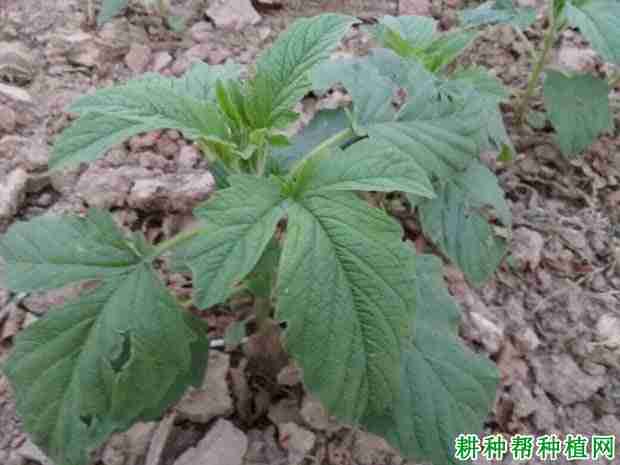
top-left (461, 0), bottom-right (620, 157)
top-left (1, 14), bottom-right (506, 465)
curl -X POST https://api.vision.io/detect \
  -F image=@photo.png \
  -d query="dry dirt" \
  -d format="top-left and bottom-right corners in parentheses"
top-left (0, 0), bottom-right (619, 465)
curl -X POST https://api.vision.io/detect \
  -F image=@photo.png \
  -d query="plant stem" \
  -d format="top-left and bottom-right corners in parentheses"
top-left (147, 227), bottom-right (206, 260)
top-left (515, 9), bottom-right (557, 125)
top-left (253, 296), bottom-right (272, 330)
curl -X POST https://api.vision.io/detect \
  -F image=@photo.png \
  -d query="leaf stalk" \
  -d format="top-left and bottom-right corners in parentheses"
top-left (515, 6), bottom-right (557, 125)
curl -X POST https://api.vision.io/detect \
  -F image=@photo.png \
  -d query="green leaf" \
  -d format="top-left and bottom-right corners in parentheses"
top-left (0, 209), bottom-right (146, 292)
top-left (421, 30), bottom-right (479, 72)
top-left (252, 14), bottom-right (357, 127)
top-left (297, 139), bottom-right (435, 197)
top-left (175, 175), bottom-right (286, 309)
top-left (368, 103), bottom-right (482, 183)
top-left (459, 0), bottom-right (536, 30)
top-left (51, 69), bottom-right (233, 169)
top-left (418, 161), bottom-right (511, 285)
top-left (375, 16), bottom-right (477, 72)
top-left (565, 0), bottom-right (620, 65)
top-left (444, 67), bottom-right (514, 154)
top-left (312, 57), bottom-right (396, 132)
top-left (276, 192), bottom-right (415, 421)
top-left (362, 254), bottom-right (498, 465)
top-left (542, 69), bottom-right (611, 156)
top-left (97, 0), bottom-right (129, 26)
top-left (270, 109), bottom-right (352, 173)
top-left (3, 265), bottom-right (209, 465)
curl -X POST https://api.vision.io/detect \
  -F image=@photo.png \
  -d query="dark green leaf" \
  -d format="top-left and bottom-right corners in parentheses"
top-left (176, 175), bottom-right (286, 309)
top-left (252, 14), bottom-right (357, 127)
top-left (298, 139), bottom-right (435, 197)
top-left (270, 109), bottom-right (352, 173)
top-left (565, 0), bottom-right (620, 65)
top-left (312, 57), bottom-right (397, 132)
top-left (3, 266), bottom-right (209, 465)
top-left (362, 254), bottom-right (498, 465)
top-left (277, 192), bottom-right (415, 421)
top-left (0, 209), bottom-right (145, 292)
top-left (543, 69), bottom-right (611, 156)
top-left (459, 0), bottom-right (536, 29)
top-left (418, 161), bottom-right (511, 285)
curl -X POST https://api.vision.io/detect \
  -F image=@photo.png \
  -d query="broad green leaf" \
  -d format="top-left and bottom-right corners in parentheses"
top-left (365, 48), bottom-right (411, 88)
top-left (565, 0), bottom-right (620, 65)
top-left (444, 67), bottom-right (514, 154)
top-left (298, 139), bottom-right (434, 197)
top-left (176, 175), bottom-right (286, 309)
top-left (418, 161), bottom-right (511, 285)
top-left (368, 103), bottom-right (482, 183)
top-left (97, 0), bottom-right (129, 26)
top-left (252, 14), bottom-right (357, 127)
top-left (270, 109), bottom-right (352, 173)
top-left (0, 209), bottom-right (146, 292)
top-left (52, 77), bottom-right (226, 169)
top-left (173, 62), bottom-right (243, 101)
top-left (375, 15), bottom-right (477, 72)
top-left (543, 69), bottom-right (611, 156)
top-left (277, 192), bottom-right (415, 421)
top-left (3, 265), bottom-right (209, 465)
top-left (312, 57), bottom-right (396, 131)
top-left (459, 0), bottom-right (536, 29)
top-left (362, 254), bottom-right (498, 465)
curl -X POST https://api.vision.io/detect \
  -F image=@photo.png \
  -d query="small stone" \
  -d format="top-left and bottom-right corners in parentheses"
top-left (145, 413), bottom-right (176, 465)
top-left (596, 314), bottom-right (620, 346)
top-left (66, 33), bottom-right (103, 68)
top-left (0, 104), bottom-right (17, 132)
top-left (300, 395), bottom-right (329, 431)
top-left (178, 145), bottom-right (200, 169)
top-left (128, 172), bottom-right (215, 212)
top-left (0, 168), bottom-right (28, 222)
top-left (17, 440), bottom-right (53, 465)
top-left (173, 419), bottom-right (247, 465)
top-left (0, 82), bottom-right (32, 103)
top-left (279, 423), bottom-right (316, 465)
top-left (49, 165), bottom-right (82, 194)
top-left (513, 327), bottom-right (541, 353)
top-left (185, 43), bottom-right (212, 62)
top-left (400, 0), bottom-right (432, 15)
top-left (206, 0), bottom-right (261, 32)
top-left (532, 354), bottom-right (607, 405)
top-left (155, 134), bottom-right (179, 158)
top-left (175, 351), bottom-right (233, 423)
top-left (189, 21), bottom-right (214, 42)
top-left (76, 168), bottom-right (133, 208)
top-left (466, 312), bottom-right (504, 355)
top-left (352, 430), bottom-right (400, 465)
top-left (557, 45), bottom-right (598, 73)
top-left (512, 227), bottom-right (545, 270)
top-left (277, 363), bottom-right (303, 386)
top-left (151, 51), bottom-right (172, 72)
top-left (129, 131), bottom-right (160, 150)
top-left (125, 43), bottom-right (152, 73)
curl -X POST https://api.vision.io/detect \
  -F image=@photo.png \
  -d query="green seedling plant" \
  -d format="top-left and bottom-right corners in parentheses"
top-left (461, 0), bottom-right (620, 157)
top-left (0, 14), bottom-right (507, 465)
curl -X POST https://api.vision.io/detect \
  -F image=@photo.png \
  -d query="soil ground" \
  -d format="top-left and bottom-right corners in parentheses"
top-left (0, 1), bottom-right (619, 465)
